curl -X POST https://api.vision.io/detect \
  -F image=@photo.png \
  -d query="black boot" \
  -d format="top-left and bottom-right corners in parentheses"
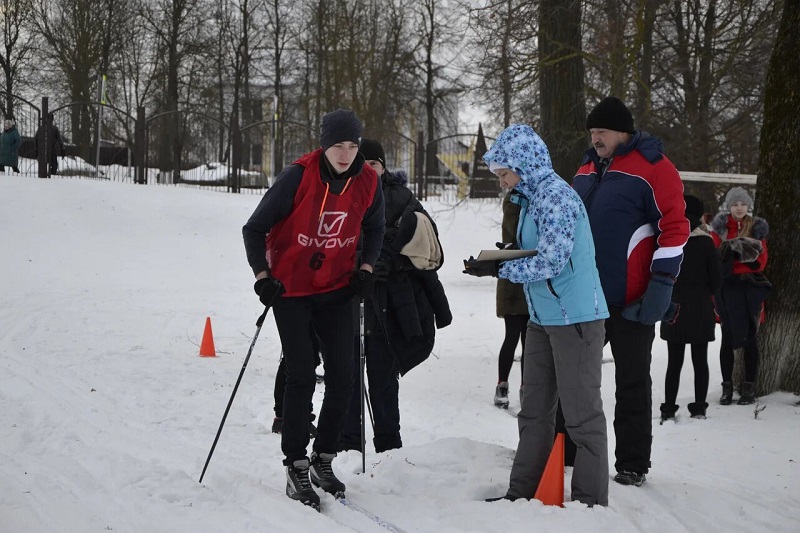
top-left (737, 382), bottom-right (756, 405)
top-left (688, 402), bottom-right (708, 419)
top-left (659, 403), bottom-right (679, 423)
top-left (720, 381), bottom-right (733, 405)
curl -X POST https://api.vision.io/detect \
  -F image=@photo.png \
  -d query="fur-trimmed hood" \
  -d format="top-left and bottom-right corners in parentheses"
top-left (383, 169), bottom-right (409, 187)
top-left (711, 213), bottom-right (769, 241)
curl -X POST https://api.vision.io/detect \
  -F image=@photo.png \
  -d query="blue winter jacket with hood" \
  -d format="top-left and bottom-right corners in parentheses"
top-left (484, 124), bottom-right (609, 326)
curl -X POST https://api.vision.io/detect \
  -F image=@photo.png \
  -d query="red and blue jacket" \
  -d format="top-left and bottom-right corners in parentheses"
top-left (573, 132), bottom-right (689, 307)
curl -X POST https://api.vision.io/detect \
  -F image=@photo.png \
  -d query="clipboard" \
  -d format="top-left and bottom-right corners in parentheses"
top-left (473, 249), bottom-right (538, 261)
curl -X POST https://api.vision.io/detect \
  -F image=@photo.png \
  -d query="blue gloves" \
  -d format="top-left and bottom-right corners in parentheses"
top-left (622, 274), bottom-right (675, 325)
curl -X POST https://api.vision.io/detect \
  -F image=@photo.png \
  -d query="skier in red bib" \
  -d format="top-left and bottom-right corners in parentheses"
top-left (243, 109), bottom-right (385, 510)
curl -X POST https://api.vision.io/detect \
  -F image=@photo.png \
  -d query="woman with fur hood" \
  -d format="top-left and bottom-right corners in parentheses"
top-left (710, 187), bottom-right (771, 406)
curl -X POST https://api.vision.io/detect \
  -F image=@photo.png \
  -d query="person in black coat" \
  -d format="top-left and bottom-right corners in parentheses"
top-left (339, 139), bottom-right (452, 453)
top-left (35, 113), bottom-right (65, 175)
top-left (659, 195), bottom-right (722, 420)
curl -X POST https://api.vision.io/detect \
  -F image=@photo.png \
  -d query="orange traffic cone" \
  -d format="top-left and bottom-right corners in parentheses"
top-left (199, 317), bottom-right (217, 357)
top-left (533, 432), bottom-right (565, 506)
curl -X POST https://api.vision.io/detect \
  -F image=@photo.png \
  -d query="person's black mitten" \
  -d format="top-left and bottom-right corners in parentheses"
top-left (495, 242), bottom-right (518, 250)
top-left (462, 257), bottom-right (502, 277)
top-left (254, 277), bottom-right (285, 308)
top-left (350, 269), bottom-right (376, 298)
top-left (372, 260), bottom-right (393, 282)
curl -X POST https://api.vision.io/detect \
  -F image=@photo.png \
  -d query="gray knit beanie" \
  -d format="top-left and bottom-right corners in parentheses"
top-left (723, 187), bottom-right (754, 211)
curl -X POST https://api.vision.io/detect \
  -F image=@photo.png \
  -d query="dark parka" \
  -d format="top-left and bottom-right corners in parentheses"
top-left (0, 124), bottom-right (22, 168)
top-left (367, 170), bottom-right (452, 375)
top-left (660, 219), bottom-right (722, 343)
top-left (496, 191), bottom-right (529, 317)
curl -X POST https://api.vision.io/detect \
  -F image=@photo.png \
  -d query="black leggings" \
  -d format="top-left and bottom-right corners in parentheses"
top-left (498, 315), bottom-right (528, 383)
top-left (664, 342), bottom-right (709, 406)
top-left (720, 333), bottom-right (759, 383)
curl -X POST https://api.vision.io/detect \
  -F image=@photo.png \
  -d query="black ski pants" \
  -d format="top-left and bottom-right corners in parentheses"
top-left (272, 288), bottom-right (356, 464)
top-left (341, 333), bottom-right (402, 453)
top-left (605, 307), bottom-right (654, 475)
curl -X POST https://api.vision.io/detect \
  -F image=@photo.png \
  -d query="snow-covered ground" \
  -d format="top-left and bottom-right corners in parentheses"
top-left (2, 173), bottom-right (799, 532)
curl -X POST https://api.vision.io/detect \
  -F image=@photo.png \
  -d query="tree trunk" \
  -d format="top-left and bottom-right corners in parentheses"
top-left (754, 0), bottom-right (800, 395)
top-left (538, 0), bottom-right (585, 183)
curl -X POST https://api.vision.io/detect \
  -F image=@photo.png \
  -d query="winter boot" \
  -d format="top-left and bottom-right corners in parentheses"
top-left (285, 458), bottom-right (320, 511)
top-left (613, 470), bottom-right (646, 487)
top-left (309, 451), bottom-right (346, 496)
top-left (494, 381), bottom-right (510, 408)
top-left (659, 403), bottom-right (679, 424)
top-left (737, 382), bottom-right (756, 405)
top-left (688, 401), bottom-right (708, 419)
top-left (720, 381), bottom-right (733, 405)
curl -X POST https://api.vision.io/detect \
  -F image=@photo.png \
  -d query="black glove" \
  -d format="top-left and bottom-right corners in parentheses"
top-left (495, 242), bottom-right (518, 250)
top-left (462, 256), bottom-right (502, 277)
top-left (350, 269), bottom-right (375, 298)
top-left (373, 260), bottom-right (393, 282)
top-left (254, 277), bottom-right (285, 308)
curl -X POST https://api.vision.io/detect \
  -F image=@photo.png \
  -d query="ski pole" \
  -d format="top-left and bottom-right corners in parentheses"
top-left (199, 305), bottom-right (270, 483)
top-left (359, 298), bottom-right (367, 474)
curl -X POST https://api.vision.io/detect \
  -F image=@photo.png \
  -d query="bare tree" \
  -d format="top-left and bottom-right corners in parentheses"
top-left (755, 0), bottom-right (800, 394)
top-left (413, 0), bottom-right (468, 178)
top-left (468, 0), bottom-right (538, 128)
top-left (32, 0), bottom-right (129, 158)
top-left (140, 0), bottom-right (211, 177)
top-left (1, 0), bottom-right (36, 116)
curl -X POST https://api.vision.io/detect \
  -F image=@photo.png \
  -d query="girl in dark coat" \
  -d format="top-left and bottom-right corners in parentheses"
top-left (659, 195), bottom-right (722, 420)
top-left (494, 191), bottom-right (529, 407)
top-left (710, 187), bottom-right (770, 405)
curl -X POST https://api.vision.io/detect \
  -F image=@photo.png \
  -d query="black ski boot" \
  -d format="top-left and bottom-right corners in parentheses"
top-left (286, 458), bottom-right (320, 511)
top-left (309, 451), bottom-right (345, 496)
top-left (720, 381), bottom-right (733, 405)
top-left (737, 382), bottom-right (756, 405)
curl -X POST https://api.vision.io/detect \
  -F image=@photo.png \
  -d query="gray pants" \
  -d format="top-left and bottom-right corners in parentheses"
top-left (508, 319), bottom-right (609, 506)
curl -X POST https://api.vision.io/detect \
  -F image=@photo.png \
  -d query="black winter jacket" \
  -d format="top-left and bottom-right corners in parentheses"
top-left (660, 221), bottom-right (722, 343)
top-left (366, 170), bottom-right (452, 375)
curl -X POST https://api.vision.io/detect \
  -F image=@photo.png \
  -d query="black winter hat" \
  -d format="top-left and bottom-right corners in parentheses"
top-left (586, 96), bottom-right (635, 133)
top-left (359, 138), bottom-right (386, 168)
top-left (320, 109), bottom-right (363, 150)
top-left (684, 194), bottom-right (705, 220)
